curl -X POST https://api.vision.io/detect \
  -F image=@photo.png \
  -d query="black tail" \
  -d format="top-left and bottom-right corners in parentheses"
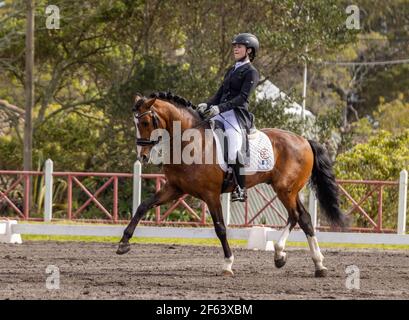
top-left (308, 140), bottom-right (349, 228)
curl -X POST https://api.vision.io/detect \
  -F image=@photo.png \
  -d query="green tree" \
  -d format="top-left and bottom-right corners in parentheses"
top-left (334, 130), bottom-right (409, 230)
top-left (375, 96), bottom-right (409, 135)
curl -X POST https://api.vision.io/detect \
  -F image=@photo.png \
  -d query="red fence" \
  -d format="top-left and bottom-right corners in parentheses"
top-left (0, 169), bottom-right (402, 232)
top-left (137, 173), bottom-right (208, 226)
top-left (0, 170), bottom-right (208, 226)
top-left (335, 179), bottom-right (399, 233)
top-left (239, 179), bottom-right (400, 233)
top-left (0, 170), bottom-right (42, 220)
top-left (55, 172), bottom-right (133, 223)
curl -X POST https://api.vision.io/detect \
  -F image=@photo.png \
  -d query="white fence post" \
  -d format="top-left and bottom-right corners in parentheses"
top-left (397, 169), bottom-right (408, 235)
top-left (132, 161), bottom-right (142, 217)
top-left (309, 189), bottom-right (318, 231)
top-left (221, 193), bottom-right (231, 226)
top-left (44, 159), bottom-right (53, 222)
top-left (0, 220), bottom-right (22, 244)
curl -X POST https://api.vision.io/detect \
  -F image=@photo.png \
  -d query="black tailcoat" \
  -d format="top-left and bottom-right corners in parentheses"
top-left (207, 62), bottom-right (259, 133)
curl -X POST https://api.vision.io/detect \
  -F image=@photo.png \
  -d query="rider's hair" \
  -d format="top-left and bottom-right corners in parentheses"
top-left (248, 48), bottom-right (255, 62)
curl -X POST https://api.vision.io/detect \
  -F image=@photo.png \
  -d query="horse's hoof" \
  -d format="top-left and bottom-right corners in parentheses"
top-left (116, 242), bottom-right (131, 255)
top-left (314, 268), bottom-right (328, 278)
top-left (222, 269), bottom-right (234, 277)
top-left (274, 255), bottom-right (287, 268)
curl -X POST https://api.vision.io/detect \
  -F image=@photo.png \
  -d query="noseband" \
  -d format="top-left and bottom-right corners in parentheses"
top-left (134, 109), bottom-right (162, 147)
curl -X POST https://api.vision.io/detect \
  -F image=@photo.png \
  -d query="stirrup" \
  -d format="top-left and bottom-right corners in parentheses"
top-left (231, 186), bottom-right (247, 202)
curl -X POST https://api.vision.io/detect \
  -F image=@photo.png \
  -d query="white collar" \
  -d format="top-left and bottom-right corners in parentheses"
top-left (234, 60), bottom-right (250, 70)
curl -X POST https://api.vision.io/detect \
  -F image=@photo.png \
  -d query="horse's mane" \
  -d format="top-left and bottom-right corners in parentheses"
top-left (149, 92), bottom-right (197, 111)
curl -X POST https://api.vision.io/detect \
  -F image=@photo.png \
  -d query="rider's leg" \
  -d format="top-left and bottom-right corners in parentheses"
top-left (220, 111), bottom-right (247, 202)
top-left (214, 110), bottom-right (246, 201)
top-left (218, 110), bottom-right (242, 165)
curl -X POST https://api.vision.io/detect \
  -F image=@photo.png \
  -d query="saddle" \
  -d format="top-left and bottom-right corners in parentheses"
top-left (210, 120), bottom-right (275, 193)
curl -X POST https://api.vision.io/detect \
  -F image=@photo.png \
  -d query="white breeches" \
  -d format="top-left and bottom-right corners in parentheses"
top-left (213, 110), bottom-right (243, 164)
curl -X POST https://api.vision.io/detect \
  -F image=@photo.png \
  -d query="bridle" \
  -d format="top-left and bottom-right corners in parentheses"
top-left (133, 102), bottom-right (217, 149)
top-left (133, 108), bottom-right (162, 147)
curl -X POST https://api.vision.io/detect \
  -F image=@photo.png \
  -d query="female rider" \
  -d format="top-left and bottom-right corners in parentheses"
top-left (197, 33), bottom-right (260, 202)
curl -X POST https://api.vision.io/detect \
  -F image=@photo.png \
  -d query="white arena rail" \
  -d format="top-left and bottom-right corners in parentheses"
top-left (1, 220), bottom-right (409, 249)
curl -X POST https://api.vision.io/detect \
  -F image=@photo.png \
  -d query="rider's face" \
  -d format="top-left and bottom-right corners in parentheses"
top-left (233, 44), bottom-right (249, 61)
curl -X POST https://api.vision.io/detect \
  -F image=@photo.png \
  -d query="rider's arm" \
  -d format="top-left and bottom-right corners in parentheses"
top-left (217, 69), bottom-right (259, 113)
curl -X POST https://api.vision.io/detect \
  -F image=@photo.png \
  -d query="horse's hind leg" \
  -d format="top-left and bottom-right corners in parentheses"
top-left (273, 190), bottom-right (298, 268)
top-left (296, 196), bottom-right (328, 277)
top-left (116, 183), bottom-right (182, 255)
top-left (274, 216), bottom-right (297, 268)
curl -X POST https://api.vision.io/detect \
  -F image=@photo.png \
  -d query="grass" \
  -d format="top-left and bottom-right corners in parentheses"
top-left (21, 235), bottom-right (248, 247)
top-left (21, 234), bottom-right (409, 250)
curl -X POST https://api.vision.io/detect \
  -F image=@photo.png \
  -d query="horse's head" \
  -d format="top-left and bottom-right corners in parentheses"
top-left (132, 93), bottom-right (162, 163)
top-left (132, 91), bottom-right (201, 164)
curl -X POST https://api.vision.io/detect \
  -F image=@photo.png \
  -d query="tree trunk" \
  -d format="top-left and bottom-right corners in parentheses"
top-left (24, 0), bottom-right (34, 172)
top-left (24, 0), bottom-right (34, 213)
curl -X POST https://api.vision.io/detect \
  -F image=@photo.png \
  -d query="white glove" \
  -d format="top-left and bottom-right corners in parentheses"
top-left (202, 105), bottom-right (220, 119)
top-left (197, 103), bottom-right (208, 115)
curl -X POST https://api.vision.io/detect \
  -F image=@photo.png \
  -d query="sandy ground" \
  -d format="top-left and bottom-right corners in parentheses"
top-left (1, 241), bottom-right (409, 300)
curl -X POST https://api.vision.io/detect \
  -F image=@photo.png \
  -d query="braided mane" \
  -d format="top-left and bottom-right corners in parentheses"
top-left (149, 92), bottom-right (197, 110)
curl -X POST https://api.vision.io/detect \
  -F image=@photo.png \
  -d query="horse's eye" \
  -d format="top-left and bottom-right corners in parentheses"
top-left (141, 121), bottom-right (149, 128)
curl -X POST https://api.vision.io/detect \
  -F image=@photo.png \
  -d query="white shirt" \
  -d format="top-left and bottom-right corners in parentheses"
top-left (234, 59), bottom-right (250, 71)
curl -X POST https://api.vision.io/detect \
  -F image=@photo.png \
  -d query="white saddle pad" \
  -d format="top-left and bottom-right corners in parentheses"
top-left (212, 129), bottom-right (275, 173)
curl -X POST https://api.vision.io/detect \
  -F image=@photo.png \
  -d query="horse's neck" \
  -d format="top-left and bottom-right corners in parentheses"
top-left (166, 106), bottom-right (203, 133)
top-left (162, 105), bottom-right (209, 164)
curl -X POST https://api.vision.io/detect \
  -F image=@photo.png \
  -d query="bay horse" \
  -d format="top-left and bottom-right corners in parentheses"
top-left (117, 92), bottom-right (348, 277)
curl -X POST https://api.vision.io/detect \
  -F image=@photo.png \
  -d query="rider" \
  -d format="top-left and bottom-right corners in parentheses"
top-left (197, 33), bottom-right (260, 202)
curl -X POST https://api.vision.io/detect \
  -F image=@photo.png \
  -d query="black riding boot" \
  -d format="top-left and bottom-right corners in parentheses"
top-left (231, 162), bottom-right (247, 202)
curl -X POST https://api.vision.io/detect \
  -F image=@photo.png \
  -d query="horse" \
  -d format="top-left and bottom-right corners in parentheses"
top-left (116, 91), bottom-right (348, 277)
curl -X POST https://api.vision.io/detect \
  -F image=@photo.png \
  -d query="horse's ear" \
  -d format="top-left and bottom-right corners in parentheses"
top-left (132, 93), bottom-right (146, 112)
top-left (144, 98), bottom-right (156, 109)
top-left (134, 93), bottom-right (145, 104)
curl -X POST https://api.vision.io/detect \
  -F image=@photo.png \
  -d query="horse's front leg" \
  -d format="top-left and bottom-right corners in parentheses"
top-left (205, 196), bottom-right (234, 276)
top-left (116, 184), bottom-right (182, 254)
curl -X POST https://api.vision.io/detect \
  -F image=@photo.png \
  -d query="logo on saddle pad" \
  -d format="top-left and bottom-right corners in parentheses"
top-left (259, 148), bottom-right (270, 160)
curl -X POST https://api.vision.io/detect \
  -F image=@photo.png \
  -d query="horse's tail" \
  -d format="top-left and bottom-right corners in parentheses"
top-left (308, 140), bottom-right (349, 228)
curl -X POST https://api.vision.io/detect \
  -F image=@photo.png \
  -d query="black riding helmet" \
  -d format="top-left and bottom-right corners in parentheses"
top-left (232, 33), bottom-right (259, 61)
